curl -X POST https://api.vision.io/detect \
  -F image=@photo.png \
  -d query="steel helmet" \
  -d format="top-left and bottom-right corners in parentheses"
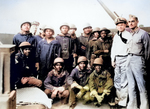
top-left (114, 17), bottom-right (127, 25)
top-left (69, 24), bottom-right (77, 30)
top-left (91, 27), bottom-right (100, 34)
top-left (83, 23), bottom-right (92, 30)
top-left (19, 42), bottom-right (31, 48)
top-left (77, 56), bottom-right (87, 64)
top-left (44, 26), bottom-right (54, 33)
top-left (20, 21), bottom-right (31, 28)
top-left (93, 58), bottom-right (103, 65)
top-left (60, 22), bottom-right (70, 30)
top-left (99, 27), bottom-right (110, 34)
top-left (54, 57), bottom-right (64, 64)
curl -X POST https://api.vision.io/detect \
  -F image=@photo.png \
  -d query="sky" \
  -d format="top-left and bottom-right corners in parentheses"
top-left (0, 0), bottom-right (150, 35)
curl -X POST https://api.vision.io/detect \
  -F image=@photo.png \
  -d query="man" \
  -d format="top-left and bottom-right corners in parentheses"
top-left (86, 27), bottom-right (100, 67)
top-left (78, 23), bottom-right (92, 56)
top-left (36, 26), bottom-right (61, 82)
top-left (44, 57), bottom-right (69, 104)
top-left (67, 56), bottom-right (91, 109)
top-left (93, 27), bottom-right (112, 71)
top-left (83, 58), bottom-right (113, 106)
top-left (11, 42), bottom-right (42, 89)
top-left (13, 21), bottom-right (37, 50)
top-left (69, 24), bottom-right (79, 67)
top-left (126, 14), bottom-right (150, 109)
top-left (35, 25), bottom-right (46, 44)
top-left (56, 23), bottom-right (74, 73)
top-left (111, 17), bottom-right (132, 107)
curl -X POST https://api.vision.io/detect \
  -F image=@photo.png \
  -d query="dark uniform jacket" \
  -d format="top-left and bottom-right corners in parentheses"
top-left (44, 69), bottom-right (69, 90)
top-left (67, 66), bottom-right (92, 86)
top-left (36, 39), bottom-right (61, 81)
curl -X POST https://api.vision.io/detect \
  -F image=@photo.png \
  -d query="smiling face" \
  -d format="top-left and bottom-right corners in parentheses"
top-left (116, 23), bottom-right (126, 32)
top-left (21, 23), bottom-right (31, 32)
top-left (128, 17), bottom-right (139, 30)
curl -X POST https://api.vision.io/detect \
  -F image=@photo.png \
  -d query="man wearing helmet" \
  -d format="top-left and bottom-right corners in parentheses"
top-left (44, 57), bottom-right (69, 104)
top-left (11, 41), bottom-right (42, 90)
top-left (111, 17), bottom-right (132, 108)
top-left (36, 26), bottom-right (61, 83)
top-left (78, 23), bottom-right (92, 56)
top-left (56, 23), bottom-right (75, 73)
top-left (67, 56), bottom-right (92, 109)
top-left (93, 27), bottom-right (112, 72)
top-left (86, 27), bottom-right (100, 67)
top-left (83, 57), bottom-right (113, 107)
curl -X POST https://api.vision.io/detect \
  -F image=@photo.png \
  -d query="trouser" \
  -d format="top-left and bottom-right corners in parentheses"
top-left (126, 55), bottom-right (149, 109)
top-left (44, 88), bottom-right (69, 104)
top-left (114, 56), bottom-right (128, 106)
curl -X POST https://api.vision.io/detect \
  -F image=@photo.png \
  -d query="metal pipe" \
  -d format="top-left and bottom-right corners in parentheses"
top-left (97, 0), bottom-right (116, 21)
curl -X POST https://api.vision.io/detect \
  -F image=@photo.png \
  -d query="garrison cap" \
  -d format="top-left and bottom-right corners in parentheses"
top-left (129, 14), bottom-right (138, 20)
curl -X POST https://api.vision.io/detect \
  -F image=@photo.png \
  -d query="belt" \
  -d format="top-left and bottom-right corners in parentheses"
top-left (128, 53), bottom-right (142, 56)
top-left (116, 55), bottom-right (128, 57)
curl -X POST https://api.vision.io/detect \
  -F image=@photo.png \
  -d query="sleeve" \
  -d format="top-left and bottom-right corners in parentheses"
top-left (142, 32), bottom-right (150, 61)
top-left (66, 69), bottom-right (76, 85)
top-left (62, 71), bottom-right (70, 89)
top-left (44, 72), bottom-right (54, 90)
top-left (36, 43), bottom-right (41, 62)
top-left (88, 73), bottom-right (97, 92)
top-left (111, 36), bottom-right (116, 62)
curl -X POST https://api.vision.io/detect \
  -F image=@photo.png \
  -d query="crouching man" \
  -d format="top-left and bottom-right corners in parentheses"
top-left (83, 58), bottom-right (113, 107)
top-left (67, 56), bottom-right (92, 109)
top-left (44, 57), bottom-right (69, 104)
top-left (14, 42), bottom-right (42, 89)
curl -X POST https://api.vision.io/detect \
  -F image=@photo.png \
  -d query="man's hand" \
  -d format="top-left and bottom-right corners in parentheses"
top-left (104, 50), bottom-right (109, 53)
top-left (21, 77), bottom-right (29, 84)
top-left (35, 62), bottom-right (39, 71)
top-left (96, 95), bottom-right (104, 104)
top-left (111, 61), bottom-right (116, 68)
top-left (51, 89), bottom-right (59, 99)
top-left (73, 53), bottom-right (77, 58)
top-left (81, 46), bottom-right (86, 50)
top-left (57, 87), bottom-right (65, 93)
top-left (90, 90), bottom-right (98, 97)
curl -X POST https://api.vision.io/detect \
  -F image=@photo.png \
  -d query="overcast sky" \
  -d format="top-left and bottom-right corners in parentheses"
top-left (0, 0), bottom-right (150, 35)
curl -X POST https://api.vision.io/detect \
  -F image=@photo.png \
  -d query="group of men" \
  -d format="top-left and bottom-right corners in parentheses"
top-left (10, 14), bottom-right (150, 109)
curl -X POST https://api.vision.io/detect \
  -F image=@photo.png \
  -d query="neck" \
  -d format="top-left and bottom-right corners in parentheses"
top-left (131, 26), bottom-right (138, 32)
top-left (21, 31), bottom-right (30, 35)
top-left (83, 33), bottom-right (90, 37)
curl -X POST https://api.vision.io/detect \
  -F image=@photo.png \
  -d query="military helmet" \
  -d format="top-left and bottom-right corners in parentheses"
top-left (19, 42), bottom-right (31, 48)
top-left (60, 22), bottom-right (70, 30)
top-left (99, 27), bottom-right (110, 34)
top-left (44, 26), bottom-right (54, 33)
top-left (83, 23), bottom-right (92, 30)
top-left (93, 58), bottom-right (103, 65)
top-left (39, 24), bottom-right (46, 30)
top-left (20, 21), bottom-right (31, 28)
top-left (54, 57), bottom-right (64, 64)
top-left (77, 56), bottom-right (87, 64)
top-left (114, 17), bottom-right (127, 25)
top-left (69, 24), bottom-right (77, 30)
top-left (91, 27), bottom-right (100, 34)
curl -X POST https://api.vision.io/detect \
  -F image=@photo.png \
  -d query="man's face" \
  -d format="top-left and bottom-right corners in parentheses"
top-left (69, 28), bottom-right (76, 35)
top-left (45, 29), bottom-right (54, 38)
top-left (128, 17), bottom-right (138, 30)
top-left (83, 27), bottom-right (92, 35)
top-left (54, 63), bottom-right (63, 72)
top-left (23, 48), bottom-right (31, 57)
top-left (78, 62), bottom-right (87, 71)
top-left (93, 32), bottom-right (99, 38)
top-left (100, 31), bottom-right (107, 39)
top-left (116, 23), bottom-right (126, 32)
top-left (21, 23), bottom-right (30, 32)
top-left (61, 26), bottom-right (69, 35)
top-left (95, 65), bottom-right (102, 73)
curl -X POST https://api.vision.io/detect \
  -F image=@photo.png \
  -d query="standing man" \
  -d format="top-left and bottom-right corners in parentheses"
top-left (126, 14), bottom-right (150, 109)
top-left (111, 17), bottom-right (132, 108)
top-left (56, 23), bottom-right (74, 73)
top-left (93, 27), bottom-right (112, 72)
top-left (69, 24), bottom-right (79, 67)
top-left (78, 23), bottom-right (92, 56)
